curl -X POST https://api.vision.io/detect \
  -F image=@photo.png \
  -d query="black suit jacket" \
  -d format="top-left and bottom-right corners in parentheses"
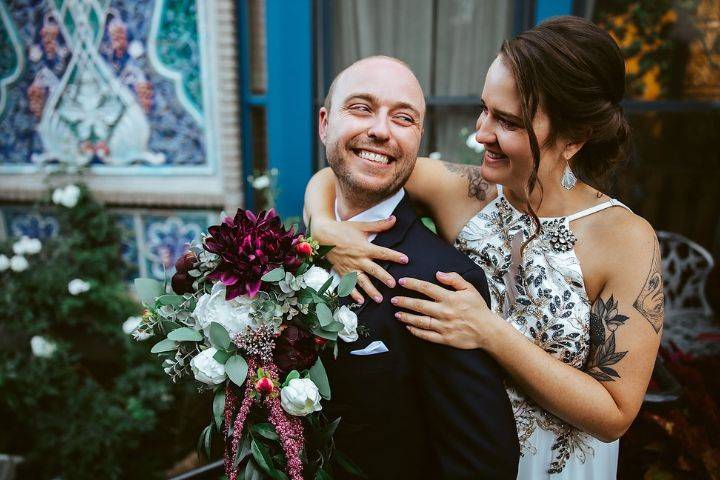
top-left (325, 196), bottom-right (519, 480)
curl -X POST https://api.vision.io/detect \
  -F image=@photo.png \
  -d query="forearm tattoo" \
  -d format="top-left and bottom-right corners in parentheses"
top-left (442, 162), bottom-right (488, 201)
top-left (633, 241), bottom-right (664, 334)
top-left (586, 295), bottom-right (629, 382)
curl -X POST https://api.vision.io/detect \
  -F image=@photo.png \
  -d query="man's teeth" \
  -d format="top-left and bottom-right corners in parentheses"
top-left (358, 150), bottom-right (390, 164)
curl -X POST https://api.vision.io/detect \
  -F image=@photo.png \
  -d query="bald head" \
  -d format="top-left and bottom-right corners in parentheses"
top-left (323, 56), bottom-right (425, 119)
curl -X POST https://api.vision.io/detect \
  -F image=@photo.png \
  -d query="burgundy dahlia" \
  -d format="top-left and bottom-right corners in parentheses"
top-left (273, 326), bottom-right (318, 373)
top-left (204, 209), bottom-right (301, 300)
top-left (171, 251), bottom-right (198, 294)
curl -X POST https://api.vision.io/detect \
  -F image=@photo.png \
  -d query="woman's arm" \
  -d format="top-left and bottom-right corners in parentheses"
top-left (393, 217), bottom-right (663, 441)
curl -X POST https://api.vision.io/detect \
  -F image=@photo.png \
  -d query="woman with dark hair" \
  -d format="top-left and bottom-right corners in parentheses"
top-left (304, 16), bottom-right (663, 478)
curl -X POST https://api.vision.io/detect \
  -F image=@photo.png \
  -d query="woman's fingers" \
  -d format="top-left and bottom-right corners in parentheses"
top-left (391, 295), bottom-right (446, 318)
top-left (364, 260), bottom-right (396, 288)
top-left (436, 271), bottom-right (473, 291)
top-left (394, 311), bottom-right (443, 333)
top-left (369, 244), bottom-right (409, 265)
top-left (356, 272), bottom-right (383, 303)
top-left (349, 288), bottom-right (365, 304)
top-left (397, 277), bottom-right (449, 301)
top-left (405, 325), bottom-right (447, 345)
top-left (356, 216), bottom-right (396, 233)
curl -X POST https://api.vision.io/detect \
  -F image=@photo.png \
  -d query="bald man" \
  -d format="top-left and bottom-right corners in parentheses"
top-left (316, 57), bottom-right (519, 479)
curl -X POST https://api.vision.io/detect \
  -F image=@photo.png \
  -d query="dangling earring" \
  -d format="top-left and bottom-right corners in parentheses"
top-left (561, 162), bottom-right (577, 190)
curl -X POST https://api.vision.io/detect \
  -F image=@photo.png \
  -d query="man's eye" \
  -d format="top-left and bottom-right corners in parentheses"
top-left (396, 115), bottom-right (413, 123)
top-left (351, 104), bottom-right (370, 112)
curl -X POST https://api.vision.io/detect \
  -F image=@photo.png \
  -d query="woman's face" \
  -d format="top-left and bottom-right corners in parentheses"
top-left (475, 56), bottom-right (562, 193)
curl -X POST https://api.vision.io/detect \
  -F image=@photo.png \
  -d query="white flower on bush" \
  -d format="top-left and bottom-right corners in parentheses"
top-left (68, 278), bottom-right (91, 295)
top-left (466, 131), bottom-right (485, 154)
top-left (333, 305), bottom-right (359, 342)
top-left (10, 256), bottom-right (29, 272)
top-left (128, 40), bottom-right (145, 58)
top-left (193, 283), bottom-right (255, 337)
top-left (13, 236), bottom-right (42, 255)
top-left (303, 266), bottom-right (335, 293)
top-left (52, 184), bottom-right (81, 208)
top-left (190, 347), bottom-right (227, 385)
top-left (122, 316), bottom-right (151, 341)
top-left (0, 254), bottom-right (9, 272)
top-left (280, 378), bottom-right (322, 416)
top-left (30, 336), bottom-right (57, 358)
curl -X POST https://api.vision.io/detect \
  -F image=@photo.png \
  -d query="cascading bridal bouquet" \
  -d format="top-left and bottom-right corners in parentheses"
top-left (133, 209), bottom-right (365, 480)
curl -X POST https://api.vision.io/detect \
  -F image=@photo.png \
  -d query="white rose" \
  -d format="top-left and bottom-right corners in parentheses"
top-left (303, 266), bottom-right (333, 293)
top-left (466, 132), bottom-right (485, 154)
top-left (0, 254), bottom-right (9, 271)
top-left (30, 335), bottom-right (57, 358)
top-left (333, 305), bottom-right (358, 342)
top-left (190, 347), bottom-right (227, 385)
top-left (252, 175), bottom-right (270, 190)
top-left (68, 278), bottom-right (91, 295)
top-left (10, 256), bottom-right (28, 272)
top-left (13, 236), bottom-right (42, 255)
top-left (122, 316), bottom-right (151, 340)
top-left (193, 283), bottom-right (254, 338)
top-left (280, 378), bottom-right (322, 416)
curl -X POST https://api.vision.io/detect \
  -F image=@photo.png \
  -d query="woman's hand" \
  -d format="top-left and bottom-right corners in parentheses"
top-left (392, 271), bottom-right (502, 349)
top-left (310, 216), bottom-right (409, 303)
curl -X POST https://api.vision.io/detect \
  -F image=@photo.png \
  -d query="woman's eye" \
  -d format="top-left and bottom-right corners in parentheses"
top-left (499, 118), bottom-right (517, 130)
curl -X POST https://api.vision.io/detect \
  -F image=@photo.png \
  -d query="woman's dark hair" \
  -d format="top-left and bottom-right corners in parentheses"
top-left (499, 15), bottom-right (631, 238)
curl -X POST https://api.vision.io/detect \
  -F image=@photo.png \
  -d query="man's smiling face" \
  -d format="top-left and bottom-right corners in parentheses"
top-left (319, 57), bottom-right (425, 207)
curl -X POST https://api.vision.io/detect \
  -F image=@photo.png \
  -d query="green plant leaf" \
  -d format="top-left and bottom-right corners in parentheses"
top-left (134, 278), bottom-right (164, 305)
top-left (213, 388), bottom-right (225, 431)
top-left (317, 276), bottom-right (334, 296)
top-left (296, 262), bottom-right (310, 276)
top-left (225, 355), bottom-right (249, 387)
top-left (251, 439), bottom-right (275, 476)
top-left (160, 320), bottom-right (181, 334)
top-left (316, 245), bottom-right (335, 258)
top-left (213, 349), bottom-right (232, 364)
top-left (337, 272), bottom-right (358, 297)
top-left (308, 357), bottom-right (331, 400)
top-left (196, 424), bottom-right (212, 461)
top-left (335, 450), bottom-right (368, 478)
top-left (150, 338), bottom-right (177, 353)
top-left (167, 327), bottom-right (203, 342)
top-left (251, 423), bottom-right (279, 441)
top-left (209, 322), bottom-right (232, 350)
top-left (315, 468), bottom-right (332, 480)
top-left (282, 370), bottom-right (301, 387)
top-left (233, 434), bottom-right (252, 469)
top-left (261, 267), bottom-right (285, 282)
top-left (157, 294), bottom-right (183, 306)
top-left (321, 416), bottom-right (342, 440)
top-left (311, 325), bottom-right (338, 341)
top-left (297, 289), bottom-right (315, 304)
top-left (323, 321), bottom-right (343, 332)
top-left (316, 303), bottom-right (334, 327)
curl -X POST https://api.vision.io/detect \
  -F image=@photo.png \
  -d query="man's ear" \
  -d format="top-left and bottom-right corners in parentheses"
top-left (318, 107), bottom-right (329, 145)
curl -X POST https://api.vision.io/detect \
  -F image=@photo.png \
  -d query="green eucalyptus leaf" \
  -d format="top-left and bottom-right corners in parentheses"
top-left (251, 423), bottom-right (279, 441)
top-left (282, 370), bottom-right (301, 387)
top-left (261, 267), bottom-right (285, 282)
top-left (157, 294), bottom-right (183, 306)
top-left (134, 278), bottom-right (164, 305)
top-left (213, 349), bottom-right (232, 364)
top-left (213, 388), bottom-right (225, 431)
top-left (160, 320), bottom-right (181, 334)
top-left (317, 276), bottom-right (334, 296)
top-left (225, 355), bottom-right (249, 387)
top-left (296, 262), bottom-right (310, 276)
top-left (297, 289), bottom-right (315, 305)
top-left (316, 245), bottom-right (335, 258)
top-left (311, 325), bottom-right (338, 341)
top-left (323, 321), bottom-right (343, 332)
top-left (337, 272), bottom-right (358, 297)
top-left (167, 327), bottom-right (203, 342)
top-left (308, 357), bottom-right (331, 400)
top-left (209, 322), bottom-right (232, 350)
top-left (316, 303), bottom-right (334, 327)
top-left (150, 338), bottom-right (177, 353)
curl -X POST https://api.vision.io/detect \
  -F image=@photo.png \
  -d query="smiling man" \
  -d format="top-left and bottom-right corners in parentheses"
top-left (313, 56), bottom-right (519, 479)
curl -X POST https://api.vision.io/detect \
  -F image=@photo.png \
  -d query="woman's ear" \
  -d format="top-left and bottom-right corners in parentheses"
top-left (562, 140), bottom-right (586, 161)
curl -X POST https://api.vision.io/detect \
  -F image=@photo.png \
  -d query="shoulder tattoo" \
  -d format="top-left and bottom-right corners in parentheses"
top-left (442, 162), bottom-right (488, 201)
top-left (586, 295), bottom-right (629, 382)
top-left (632, 241), bottom-right (664, 334)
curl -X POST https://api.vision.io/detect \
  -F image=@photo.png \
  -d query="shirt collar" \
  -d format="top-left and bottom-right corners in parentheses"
top-left (334, 188), bottom-right (406, 223)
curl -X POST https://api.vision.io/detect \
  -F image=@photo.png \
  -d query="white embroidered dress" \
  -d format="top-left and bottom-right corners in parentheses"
top-left (455, 186), bottom-right (629, 479)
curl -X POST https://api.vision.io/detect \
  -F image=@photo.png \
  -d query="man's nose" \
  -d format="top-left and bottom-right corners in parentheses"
top-left (367, 114), bottom-right (391, 141)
